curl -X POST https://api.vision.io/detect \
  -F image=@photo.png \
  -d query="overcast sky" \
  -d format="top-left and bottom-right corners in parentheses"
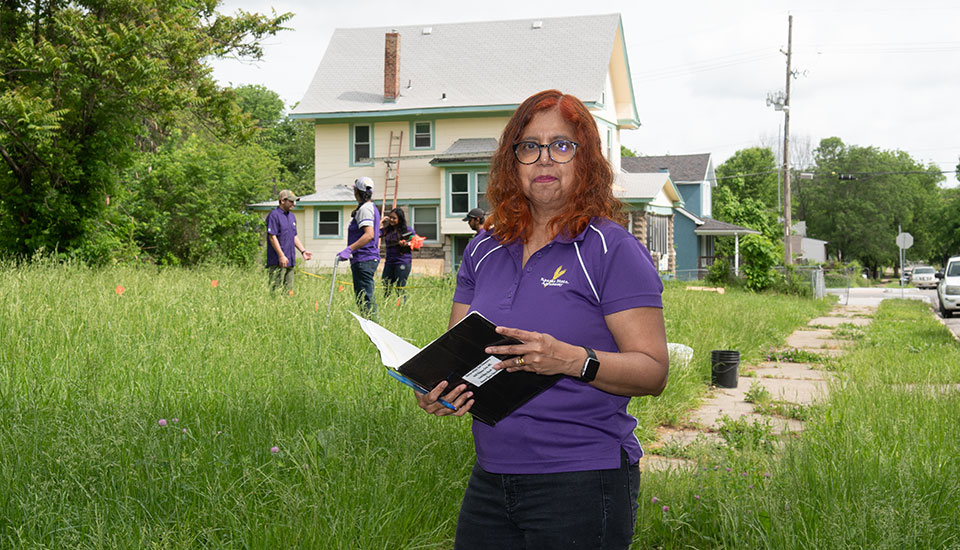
top-left (211, 0), bottom-right (960, 186)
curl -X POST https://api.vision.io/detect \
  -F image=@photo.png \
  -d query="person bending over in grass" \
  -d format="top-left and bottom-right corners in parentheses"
top-left (415, 90), bottom-right (670, 550)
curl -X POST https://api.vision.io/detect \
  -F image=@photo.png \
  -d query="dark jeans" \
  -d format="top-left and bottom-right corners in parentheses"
top-left (382, 262), bottom-right (411, 296)
top-left (350, 259), bottom-right (378, 317)
top-left (454, 450), bottom-right (640, 550)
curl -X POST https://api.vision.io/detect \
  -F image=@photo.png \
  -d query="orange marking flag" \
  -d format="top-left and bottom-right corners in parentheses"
top-left (409, 235), bottom-right (426, 251)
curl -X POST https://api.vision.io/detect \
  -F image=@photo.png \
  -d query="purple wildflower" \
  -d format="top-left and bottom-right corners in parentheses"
top-left (662, 505), bottom-right (669, 512)
top-left (270, 446), bottom-right (280, 454)
top-left (651, 496), bottom-right (658, 504)
top-left (158, 419), bottom-right (167, 427)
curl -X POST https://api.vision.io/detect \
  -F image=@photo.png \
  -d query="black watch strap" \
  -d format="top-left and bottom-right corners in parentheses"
top-left (579, 346), bottom-right (600, 382)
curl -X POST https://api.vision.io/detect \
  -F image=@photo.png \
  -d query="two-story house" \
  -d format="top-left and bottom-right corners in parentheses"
top-left (259, 14), bottom-right (683, 273)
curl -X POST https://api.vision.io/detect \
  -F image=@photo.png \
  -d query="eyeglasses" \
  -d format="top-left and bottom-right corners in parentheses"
top-left (513, 139), bottom-right (579, 165)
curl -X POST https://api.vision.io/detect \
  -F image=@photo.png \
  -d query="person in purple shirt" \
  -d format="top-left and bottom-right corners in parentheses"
top-left (338, 177), bottom-right (380, 317)
top-left (266, 189), bottom-right (311, 293)
top-left (415, 90), bottom-right (670, 549)
top-left (380, 206), bottom-right (416, 297)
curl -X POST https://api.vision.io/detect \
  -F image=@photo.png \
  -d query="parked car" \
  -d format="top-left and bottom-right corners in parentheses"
top-left (936, 256), bottom-right (960, 318)
top-left (910, 266), bottom-right (938, 289)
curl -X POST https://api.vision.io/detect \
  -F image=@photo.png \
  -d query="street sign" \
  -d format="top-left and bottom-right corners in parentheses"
top-left (896, 232), bottom-right (913, 249)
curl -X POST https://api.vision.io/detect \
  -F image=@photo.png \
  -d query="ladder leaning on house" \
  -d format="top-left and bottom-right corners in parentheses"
top-left (382, 131), bottom-right (403, 212)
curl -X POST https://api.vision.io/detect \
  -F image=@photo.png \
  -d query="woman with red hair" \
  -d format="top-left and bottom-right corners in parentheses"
top-left (416, 90), bottom-right (669, 549)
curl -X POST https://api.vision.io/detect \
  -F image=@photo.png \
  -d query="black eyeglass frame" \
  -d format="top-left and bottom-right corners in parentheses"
top-left (512, 139), bottom-right (580, 165)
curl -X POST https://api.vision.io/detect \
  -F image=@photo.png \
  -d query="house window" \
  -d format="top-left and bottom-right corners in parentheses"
top-left (314, 209), bottom-right (340, 238)
top-left (450, 173), bottom-right (470, 214)
top-left (646, 214), bottom-right (670, 258)
top-left (476, 173), bottom-right (489, 211)
top-left (446, 169), bottom-right (489, 218)
top-left (412, 121), bottom-right (433, 149)
top-left (412, 206), bottom-right (438, 242)
top-left (352, 124), bottom-right (373, 166)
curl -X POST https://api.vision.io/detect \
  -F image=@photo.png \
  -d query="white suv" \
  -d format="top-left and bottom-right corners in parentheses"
top-left (911, 266), bottom-right (938, 289)
top-left (936, 256), bottom-right (960, 318)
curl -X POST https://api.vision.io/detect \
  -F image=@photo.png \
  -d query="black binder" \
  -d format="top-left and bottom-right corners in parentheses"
top-left (396, 312), bottom-right (562, 426)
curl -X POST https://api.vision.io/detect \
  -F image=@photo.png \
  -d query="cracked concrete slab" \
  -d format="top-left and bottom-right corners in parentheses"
top-left (643, 302), bottom-right (869, 468)
top-left (808, 316), bottom-right (871, 327)
top-left (785, 329), bottom-right (847, 350)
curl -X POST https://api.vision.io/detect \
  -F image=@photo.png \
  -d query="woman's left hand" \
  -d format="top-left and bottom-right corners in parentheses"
top-left (485, 326), bottom-right (580, 377)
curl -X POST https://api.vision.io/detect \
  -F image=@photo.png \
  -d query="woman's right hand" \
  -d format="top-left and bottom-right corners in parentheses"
top-left (416, 380), bottom-right (474, 417)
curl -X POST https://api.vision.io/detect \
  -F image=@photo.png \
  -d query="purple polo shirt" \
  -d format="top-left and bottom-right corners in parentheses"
top-left (383, 225), bottom-right (415, 265)
top-left (265, 207), bottom-right (297, 267)
top-left (453, 218), bottom-right (663, 474)
top-left (347, 201), bottom-right (381, 263)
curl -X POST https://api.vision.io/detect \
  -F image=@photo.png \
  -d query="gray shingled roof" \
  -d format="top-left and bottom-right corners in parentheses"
top-left (431, 138), bottom-right (498, 164)
top-left (613, 172), bottom-right (682, 205)
top-left (292, 14), bottom-right (622, 117)
top-left (621, 153), bottom-right (712, 183)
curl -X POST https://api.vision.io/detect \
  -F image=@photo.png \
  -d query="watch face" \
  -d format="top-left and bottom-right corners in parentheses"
top-left (580, 348), bottom-right (599, 382)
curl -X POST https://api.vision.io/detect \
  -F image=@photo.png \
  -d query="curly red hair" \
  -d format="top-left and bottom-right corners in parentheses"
top-left (486, 90), bottom-right (624, 244)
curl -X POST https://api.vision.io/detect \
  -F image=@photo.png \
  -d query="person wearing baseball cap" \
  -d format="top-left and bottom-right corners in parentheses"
top-left (462, 207), bottom-right (485, 234)
top-left (266, 190), bottom-right (311, 293)
top-left (338, 176), bottom-right (381, 317)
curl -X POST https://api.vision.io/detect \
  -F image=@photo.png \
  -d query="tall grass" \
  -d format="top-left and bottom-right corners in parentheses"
top-left (636, 299), bottom-right (960, 549)
top-left (1, 264), bottom-right (830, 548)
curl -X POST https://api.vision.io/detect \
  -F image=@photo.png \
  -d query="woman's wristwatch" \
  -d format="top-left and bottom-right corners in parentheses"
top-left (579, 347), bottom-right (600, 382)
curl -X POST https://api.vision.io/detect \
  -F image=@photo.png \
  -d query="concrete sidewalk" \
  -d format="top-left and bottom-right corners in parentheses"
top-left (642, 303), bottom-right (875, 472)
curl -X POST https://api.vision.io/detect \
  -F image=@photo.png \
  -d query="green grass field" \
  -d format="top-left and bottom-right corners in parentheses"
top-left (4, 264), bottom-right (956, 548)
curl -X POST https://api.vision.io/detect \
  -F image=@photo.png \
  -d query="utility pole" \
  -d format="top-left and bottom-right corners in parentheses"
top-left (782, 15), bottom-right (794, 265)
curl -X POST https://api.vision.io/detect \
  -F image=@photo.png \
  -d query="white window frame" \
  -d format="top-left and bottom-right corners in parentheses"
top-left (313, 209), bottom-right (342, 239)
top-left (411, 206), bottom-right (439, 243)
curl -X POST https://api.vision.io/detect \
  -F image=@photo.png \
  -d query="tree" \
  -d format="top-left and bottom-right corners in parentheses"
top-left (123, 132), bottom-right (280, 266)
top-left (803, 137), bottom-right (943, 276)
top-left (0, 1), bottom-right (290, 263)
top-left (715, 147), bottom-right (780, 211)
top-left (713, 147), bottom-right (783, 264)
top-left (620, 145), bottom-right (638, 158)
top-left (934, 161), bottom-right (960, 262)
top-left (233, 85), bottom-right (314, 196)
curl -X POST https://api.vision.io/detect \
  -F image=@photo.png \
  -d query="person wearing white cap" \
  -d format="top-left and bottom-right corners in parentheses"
top-left (338, 177), bottom-right (381, 317)
top-left (266, 189), bottom-right (311, 293)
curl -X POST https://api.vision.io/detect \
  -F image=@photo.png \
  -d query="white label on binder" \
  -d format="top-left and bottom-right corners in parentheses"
top-left (463, 356), bottom-right (503, 387)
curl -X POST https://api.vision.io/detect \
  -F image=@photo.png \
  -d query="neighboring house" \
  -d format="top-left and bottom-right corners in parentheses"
top-left (252, 14), bottom-right (672, 273)
top-left (613, 172), bottom-right (684, 273)
top-left (790, 221), bottom-right (828, 264)
top-left (621, 154), bottom-right (719, 279)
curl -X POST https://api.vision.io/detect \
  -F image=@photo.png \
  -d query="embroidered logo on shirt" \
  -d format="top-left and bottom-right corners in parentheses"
top-left (541, 265), bottom-right (570, 288)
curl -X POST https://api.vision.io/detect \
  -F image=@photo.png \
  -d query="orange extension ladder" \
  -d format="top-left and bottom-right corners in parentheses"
top-left (382, 131), bottom-right (403, 212)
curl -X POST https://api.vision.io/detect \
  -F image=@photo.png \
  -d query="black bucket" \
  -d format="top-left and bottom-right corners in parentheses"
top-left (711, 350), bottom-right (740, 388)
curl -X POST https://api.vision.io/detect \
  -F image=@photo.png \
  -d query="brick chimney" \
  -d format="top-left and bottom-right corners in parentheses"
top-left (384, 32), bottom-right (401, 102)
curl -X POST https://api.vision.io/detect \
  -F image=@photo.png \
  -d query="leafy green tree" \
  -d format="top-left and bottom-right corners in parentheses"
top-left (804, 137), bottom-right (942, 277)
top-left (715, 147), bottom-right (780, 211)
top-left (739, 233), bottom-right (779, 291)
top-left (0, 1), bottom-right (290, 263)
top-left (123, 133), bottom-right (279, 266)
top-left (713, 147), bottom-right (783, 267)
top-left (621, 145), bottom-right (637, 158)
top-left (935, 177), bottom-right (960, 263)
top-left (233, 85), bottom-right (314, 196)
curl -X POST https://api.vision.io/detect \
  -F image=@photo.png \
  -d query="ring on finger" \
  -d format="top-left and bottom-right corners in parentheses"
top-left (515, 356), bottom-right (526, 367)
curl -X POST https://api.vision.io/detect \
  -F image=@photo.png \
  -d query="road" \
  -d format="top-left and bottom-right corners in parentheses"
top-left (825, 286), bottom-right (960, 339)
